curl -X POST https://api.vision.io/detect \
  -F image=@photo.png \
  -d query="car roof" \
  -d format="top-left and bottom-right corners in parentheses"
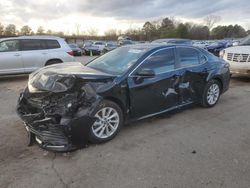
top-left (153, 38), bottom-right (191, 42)
top-left (0, 35), bottom-right (63, 41)
top-left (121, 43), bottom-right (194, 50)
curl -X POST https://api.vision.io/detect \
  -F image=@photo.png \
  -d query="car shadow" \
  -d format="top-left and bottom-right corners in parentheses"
top-left (231, 75), bottom-right (250, 82)
top-left (51, 104), bottom-right (197, 156)
top-left (230, 75), bottom-right (250, 87)
top-left (0, 74), bottom-right (28, 82)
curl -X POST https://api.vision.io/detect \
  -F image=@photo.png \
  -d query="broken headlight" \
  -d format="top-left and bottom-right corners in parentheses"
top-left (28, 80), bottom-right (41, 93)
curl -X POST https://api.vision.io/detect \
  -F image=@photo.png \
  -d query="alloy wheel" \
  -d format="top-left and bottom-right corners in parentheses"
top-left (92, 107), bottom-right (120, 139)
top-left (207, 83), bottom-right (220, 105)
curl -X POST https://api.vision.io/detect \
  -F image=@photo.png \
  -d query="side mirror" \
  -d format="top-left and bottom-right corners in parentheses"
top-left (136, 68), bottom-right (155, 78)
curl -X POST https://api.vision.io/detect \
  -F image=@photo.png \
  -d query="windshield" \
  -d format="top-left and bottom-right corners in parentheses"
top-left (95, 42), bottom-right (104, 45)
top-left (86, 46), bottom-right (147, 75)
top-left (239, 35), bottom-right (250, 46)
top-left (69, 44), bottom-right (77, 48)
top-left (106, 43), bottom-right (117, 47)
top-left (83, 41), bottom-right (93, 47)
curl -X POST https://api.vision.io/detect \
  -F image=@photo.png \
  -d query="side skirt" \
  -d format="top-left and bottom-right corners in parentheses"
top-left (127, 101), bottom-right (194, 123)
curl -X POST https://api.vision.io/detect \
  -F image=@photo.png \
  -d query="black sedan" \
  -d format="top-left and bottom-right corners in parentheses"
top-left (69, 44), bottom-right (82, 56)
top-left (17, 44), bottom-right (230, 152)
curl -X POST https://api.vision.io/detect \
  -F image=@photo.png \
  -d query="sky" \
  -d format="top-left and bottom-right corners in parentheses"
top-left (0, 0), bottom-right (250, 35)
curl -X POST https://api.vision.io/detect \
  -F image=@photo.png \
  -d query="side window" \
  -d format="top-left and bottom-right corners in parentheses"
top-left (21, 40), bottom-right (43, 51)
top-left (179, 47), bottom-right (200, 67)
top-left (138, 48), bottom-right (175, 74)
top-left (0, 40), bottom-right (19, 52)
top-left (45, 40), bottom-right (61, 49)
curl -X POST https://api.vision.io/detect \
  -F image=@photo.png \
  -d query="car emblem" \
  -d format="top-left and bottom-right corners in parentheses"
top-left (237, 54), bottom-right (243, 62)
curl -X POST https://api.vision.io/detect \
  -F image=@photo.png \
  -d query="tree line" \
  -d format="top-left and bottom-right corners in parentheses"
top-left (0, 16), bottom-right (249, 40)
top-left (0, 23), bottom-right (64, 37)
top-left (121, 16), bottom-right (249, 41)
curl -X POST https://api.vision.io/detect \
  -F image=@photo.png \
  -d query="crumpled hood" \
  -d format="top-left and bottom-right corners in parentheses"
top-left (28, 62), bottom-right (116, 93)
top-left (33, 62), bottom-right (112, 78)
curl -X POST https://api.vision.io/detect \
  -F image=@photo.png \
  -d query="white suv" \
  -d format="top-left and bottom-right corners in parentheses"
top-left (92, 41), bottom-right (106, 51)
top-left (0, 36), bottom-right (75, 75)
top-left (220, 35), bottom-right (250, 75)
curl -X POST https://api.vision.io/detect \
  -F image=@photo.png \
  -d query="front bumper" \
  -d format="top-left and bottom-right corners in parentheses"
top-left (16, 89), bottom-right (96, 152)
top-left (224, 59), bottom-right (250, 75)
top-left (208, 49), bottom-right (221, 57)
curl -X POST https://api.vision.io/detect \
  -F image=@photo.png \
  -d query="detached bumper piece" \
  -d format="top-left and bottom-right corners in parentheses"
top-left (17, 90), bottom-right (94, 152)
top-left (25, 120), bottom-right (75, 152)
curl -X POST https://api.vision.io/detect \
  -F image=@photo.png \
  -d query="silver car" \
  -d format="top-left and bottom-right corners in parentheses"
top-left (0, 36), bottom-right (75, 75)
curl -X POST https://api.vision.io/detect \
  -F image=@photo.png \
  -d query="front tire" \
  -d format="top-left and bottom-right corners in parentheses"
top-left (89, 100), bottom-right (123, 144)
top-left (201, 80), bottom-right (221, 107)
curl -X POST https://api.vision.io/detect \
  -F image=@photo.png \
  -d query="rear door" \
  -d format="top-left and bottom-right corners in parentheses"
top-left (0, 39), bottom-right (24, 75)
top-left (176, 47), bottom-right (210, 103)
top-left (20, 39), bottom-right (48, 73)
top-left (127, 48), bottom-right (180, 119)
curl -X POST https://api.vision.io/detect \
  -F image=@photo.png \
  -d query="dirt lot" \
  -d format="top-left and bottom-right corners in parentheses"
top-left (1, 56), bottom-right (250, 188)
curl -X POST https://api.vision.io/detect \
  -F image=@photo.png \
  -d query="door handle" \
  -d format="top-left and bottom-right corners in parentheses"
top-left (14, 53), bottom-right (21, 57)
top-left (42, 52), bottom-right (48, 55)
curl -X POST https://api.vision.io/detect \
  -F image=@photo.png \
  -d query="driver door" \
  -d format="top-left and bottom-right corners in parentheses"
top-left (127, 48), bottom-right (180, 119)
top-left (0, 39), bottom-right (24, 75)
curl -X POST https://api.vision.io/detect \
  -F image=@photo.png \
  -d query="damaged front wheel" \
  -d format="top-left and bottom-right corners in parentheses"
top-left (89, 100), bottom-right (123, 143)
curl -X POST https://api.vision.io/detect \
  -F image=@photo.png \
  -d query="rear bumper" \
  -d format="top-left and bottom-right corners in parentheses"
top-left (16, 90), bottom-right (95, 152)
top-left (83, 49), bottom-right (101, 55)
top-left (73, 50), bottom-right (82, 56)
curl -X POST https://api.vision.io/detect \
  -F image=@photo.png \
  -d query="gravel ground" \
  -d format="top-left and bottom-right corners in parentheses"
top-left (0, 56), bottom-right (250, 188)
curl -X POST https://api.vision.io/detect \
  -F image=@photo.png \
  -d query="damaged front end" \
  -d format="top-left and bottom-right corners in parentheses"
top-left (17, 69), bottom-right (106, 152)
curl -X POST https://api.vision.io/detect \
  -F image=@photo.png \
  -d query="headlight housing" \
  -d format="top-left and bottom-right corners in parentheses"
top-left (28, 80), bottom-right (41, 93)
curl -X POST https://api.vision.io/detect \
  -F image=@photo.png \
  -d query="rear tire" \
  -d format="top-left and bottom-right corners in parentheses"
top-left (201, 79), bottom-right (221, 107)
top-left (88, 100), bottom-right (123, 144)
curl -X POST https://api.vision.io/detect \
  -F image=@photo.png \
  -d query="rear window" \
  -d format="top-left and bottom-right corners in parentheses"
top-left (45, 40), bottom-right (61, 49)
top-left (178, 47), bottom-right (200, 67)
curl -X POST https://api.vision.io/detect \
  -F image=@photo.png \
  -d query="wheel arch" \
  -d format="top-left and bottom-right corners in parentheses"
top-left (103, 96), bottom-right (126, 119)
top-left (209, 76), bottom-right (223, 93)
top-left (45, 58), bottom-right (63, 66)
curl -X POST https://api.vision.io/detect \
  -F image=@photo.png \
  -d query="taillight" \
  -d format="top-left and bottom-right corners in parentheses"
top-left (67, 51), bottom-right (74, 56)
